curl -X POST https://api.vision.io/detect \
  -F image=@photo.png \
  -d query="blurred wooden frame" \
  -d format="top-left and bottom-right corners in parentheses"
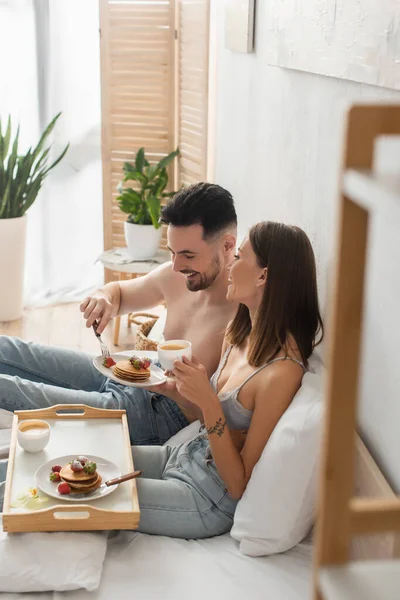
top-left (353, 435), bottom-right (400, 561)
top-left (314, 105), bottom-right (400, 599)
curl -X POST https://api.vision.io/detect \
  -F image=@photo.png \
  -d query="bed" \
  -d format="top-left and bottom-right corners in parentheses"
top-left (0, 373), bottom-right (397, 600)
top-left (0, 516), bottom-right (313, 599)
top-left (0, 403), bottom-right (315, 600)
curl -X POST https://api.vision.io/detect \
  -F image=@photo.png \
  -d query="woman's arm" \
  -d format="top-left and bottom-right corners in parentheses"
top-left (146, 378), bottom-right (203, 421)
top-left (173, 358), bottom-right (302, 500)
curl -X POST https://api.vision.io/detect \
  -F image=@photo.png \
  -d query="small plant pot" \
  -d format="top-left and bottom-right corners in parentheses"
top-left (124, 221), bottom-right (162, 260)
top-left (0, 215), bottom-right (26, 321)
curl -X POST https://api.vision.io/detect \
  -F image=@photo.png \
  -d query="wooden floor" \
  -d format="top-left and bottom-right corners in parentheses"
top-left (0, 303), bottom-right (138, 354)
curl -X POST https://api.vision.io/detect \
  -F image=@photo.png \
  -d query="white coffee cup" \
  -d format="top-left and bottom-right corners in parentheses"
top-left (17, 419), bottom-right (51, 453)
top-left (157, 340), bottom-right (192, 372)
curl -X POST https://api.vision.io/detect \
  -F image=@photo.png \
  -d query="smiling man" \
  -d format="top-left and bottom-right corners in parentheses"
top-left (0, 183), bottom-right (238, 445)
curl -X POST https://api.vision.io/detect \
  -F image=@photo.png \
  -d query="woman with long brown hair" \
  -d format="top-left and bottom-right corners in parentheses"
top-left (0, 222), bottom-right (323, 539)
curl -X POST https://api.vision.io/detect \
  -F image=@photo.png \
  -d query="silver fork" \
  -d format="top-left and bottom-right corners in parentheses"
top-left (92, 321), bottom-right (110, 358)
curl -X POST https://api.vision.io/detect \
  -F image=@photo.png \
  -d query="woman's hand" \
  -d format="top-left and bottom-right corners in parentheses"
top-left (144, 370), bottom-right (202, 420)
top-left (171, 356), bottom-right (217, 409)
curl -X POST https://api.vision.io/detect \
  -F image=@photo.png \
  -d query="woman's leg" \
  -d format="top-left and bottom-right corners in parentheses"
top-left (131, 445), bottom-right (172, 479)
top-left (135, 477), bottom-right (233, 539)
top-left (131, 444), bottom-right (234, 539)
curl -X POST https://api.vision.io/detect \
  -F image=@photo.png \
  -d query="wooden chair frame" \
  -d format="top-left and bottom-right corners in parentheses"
top-left (314, 105), bottom-right (400, 599)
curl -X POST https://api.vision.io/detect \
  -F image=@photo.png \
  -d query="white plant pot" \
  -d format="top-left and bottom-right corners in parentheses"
top-left (124, 221), bottom-right (162, 260)
top-left (0, 215), bottom-right (27, 322)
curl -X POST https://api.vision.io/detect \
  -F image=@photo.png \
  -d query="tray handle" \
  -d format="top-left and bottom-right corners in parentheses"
top-left (15, 404), bottom-right (126, 420)
top-left (47, 504), bottom-right (104, 521)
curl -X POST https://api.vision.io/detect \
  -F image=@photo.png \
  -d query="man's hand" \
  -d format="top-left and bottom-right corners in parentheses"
top-left (80, 290), bottom-right (116, 333)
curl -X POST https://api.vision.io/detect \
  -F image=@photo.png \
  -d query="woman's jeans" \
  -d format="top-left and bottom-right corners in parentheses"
top-left (133, 436), bottom-right (237, 538)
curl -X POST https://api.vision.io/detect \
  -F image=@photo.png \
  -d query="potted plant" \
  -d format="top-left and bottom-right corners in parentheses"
top-left (0, 113), bottom-right (68, 321)
top-left (117, 147), bottom-right (180, 259)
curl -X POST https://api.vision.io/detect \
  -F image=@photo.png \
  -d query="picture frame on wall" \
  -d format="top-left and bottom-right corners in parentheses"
top-left (225, 0), bottom-right (255, 54)
top-left (265, 0), bottom-right (400, 90)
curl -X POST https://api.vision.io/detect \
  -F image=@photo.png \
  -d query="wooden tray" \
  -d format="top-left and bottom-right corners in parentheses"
top-left (2, 404), bottom-right (140, 533)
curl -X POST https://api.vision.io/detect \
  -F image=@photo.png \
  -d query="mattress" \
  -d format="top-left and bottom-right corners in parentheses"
top-left (3, 531), bottom-right (313, 600)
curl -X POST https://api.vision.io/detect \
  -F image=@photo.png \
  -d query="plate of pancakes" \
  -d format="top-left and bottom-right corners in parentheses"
top-left (93, 353), bottom-right (167, 388)
top-left (35, 454), bottom-right (121, 502)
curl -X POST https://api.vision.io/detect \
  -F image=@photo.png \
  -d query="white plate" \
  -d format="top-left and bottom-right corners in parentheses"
top-left (93, 353), bottom-right (166, 388)
top-left (35, 454), bottom-right (121, 502)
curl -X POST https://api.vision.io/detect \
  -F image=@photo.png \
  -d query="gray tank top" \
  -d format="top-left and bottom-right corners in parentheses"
top-left (210, 346), bottom-right (305, 431)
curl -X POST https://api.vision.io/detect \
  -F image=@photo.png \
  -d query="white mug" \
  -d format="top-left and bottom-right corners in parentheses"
top-left (17, 419), bottom-right (51, 453)
top-left (157, 340), bottom-right (192, 372)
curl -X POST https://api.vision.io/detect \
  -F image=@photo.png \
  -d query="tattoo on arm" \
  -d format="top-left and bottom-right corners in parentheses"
top-left (207, 417), bottom-right (227, 437)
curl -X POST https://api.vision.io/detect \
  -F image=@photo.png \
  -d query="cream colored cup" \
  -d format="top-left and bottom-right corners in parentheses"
top-left (17, 419), bottom-right (51, 453)
top-left (157, 340), bottom-right (192, 372)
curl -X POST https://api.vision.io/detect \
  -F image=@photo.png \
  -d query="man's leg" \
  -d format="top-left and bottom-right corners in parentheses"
top-left (0, 373), bottom-right (189, 445)
top-left (0, 336), bottom-right (107, 391)
top-left (0, 336), bottom-right (190, 445)
top-left (103, 382), bottom-right (190, 445)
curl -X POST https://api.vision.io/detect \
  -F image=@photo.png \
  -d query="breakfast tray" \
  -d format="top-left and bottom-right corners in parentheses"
top-left (2, 404), bottom-right (140, 533)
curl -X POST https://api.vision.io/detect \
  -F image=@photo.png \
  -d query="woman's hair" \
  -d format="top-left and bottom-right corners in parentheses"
top-left (227, 221), bottom-right (324, 368)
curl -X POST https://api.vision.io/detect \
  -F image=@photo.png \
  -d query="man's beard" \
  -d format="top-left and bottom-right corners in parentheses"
top-left (182, 255), bottom-right (221, 292)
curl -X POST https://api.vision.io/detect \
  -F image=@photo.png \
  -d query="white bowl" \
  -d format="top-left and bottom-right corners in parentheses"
top-left (17, 419), bottom-right (51, 453)
top-left (157, 340), bottom-right (192, 372)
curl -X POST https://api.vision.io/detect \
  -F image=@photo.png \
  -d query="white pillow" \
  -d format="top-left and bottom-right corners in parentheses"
top-left (0, 515), bottom-right (108, 593)
top-left (231, 352), bottom-right (325, 556)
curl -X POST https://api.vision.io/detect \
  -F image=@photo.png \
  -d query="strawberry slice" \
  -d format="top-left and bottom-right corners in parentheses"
top-left (103, 357), bottom-right (116, 368)
top-left (142, 358), bottom-right (151, 369)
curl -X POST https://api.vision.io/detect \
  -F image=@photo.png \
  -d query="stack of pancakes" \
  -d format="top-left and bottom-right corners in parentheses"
top-left (112, 360), bottom-right (151, 383)
top-left (59, 464), bottom-right (102, 494)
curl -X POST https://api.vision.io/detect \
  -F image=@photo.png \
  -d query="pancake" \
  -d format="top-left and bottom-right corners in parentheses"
top-left (68, 474), bottom-right (102, 493)
top-left (60, 464), bottom-right (97, 483)
top-left (112, 360), bottom-right (150, 382)
top-left (67, 473), bottom-right (100, 490)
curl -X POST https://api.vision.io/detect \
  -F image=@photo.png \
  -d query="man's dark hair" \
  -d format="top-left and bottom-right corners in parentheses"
top-left (160, 182), bottom-right (237, 239)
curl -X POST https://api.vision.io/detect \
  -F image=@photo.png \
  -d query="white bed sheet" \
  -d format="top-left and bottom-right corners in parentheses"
top-left (1, 408), bottom-right (313, 600)
top-left (2, 532), bottom-right (312, 600)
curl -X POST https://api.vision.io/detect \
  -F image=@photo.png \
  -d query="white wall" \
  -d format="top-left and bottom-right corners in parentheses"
top-left (213, 1), bottom-right (400, 491)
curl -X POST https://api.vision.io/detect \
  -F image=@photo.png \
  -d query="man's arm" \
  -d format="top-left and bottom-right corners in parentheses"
top-left (80, 262), bottom-right (171, 334)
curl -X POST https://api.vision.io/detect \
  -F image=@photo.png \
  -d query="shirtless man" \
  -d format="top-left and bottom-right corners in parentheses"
top-left (0, 183), bottom-right (238, 444)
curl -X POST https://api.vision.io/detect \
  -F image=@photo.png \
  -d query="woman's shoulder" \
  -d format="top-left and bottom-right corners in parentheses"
top-left (254, 355), bottom-right (304, 395)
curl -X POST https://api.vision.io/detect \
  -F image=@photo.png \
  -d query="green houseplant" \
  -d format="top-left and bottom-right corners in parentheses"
top-left (117, 147), bottom-right (179, 259)
top-left (0, 113), bottom-right (69, 321)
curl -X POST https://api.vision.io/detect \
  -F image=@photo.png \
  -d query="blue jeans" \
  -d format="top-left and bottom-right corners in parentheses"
top-left (0, 336), bottom-right (189, 445)
top-left (133, 436), bottom-right (237, 538)
top-left (0, 438), bottom-right (237, 539)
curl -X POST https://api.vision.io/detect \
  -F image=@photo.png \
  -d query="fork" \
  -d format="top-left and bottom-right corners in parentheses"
top-left (92, 321), bottom-right (111, 358)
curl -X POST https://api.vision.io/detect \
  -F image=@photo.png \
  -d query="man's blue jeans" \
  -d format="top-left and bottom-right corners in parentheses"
top-left (0, 336), bottom-right (189, 445)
